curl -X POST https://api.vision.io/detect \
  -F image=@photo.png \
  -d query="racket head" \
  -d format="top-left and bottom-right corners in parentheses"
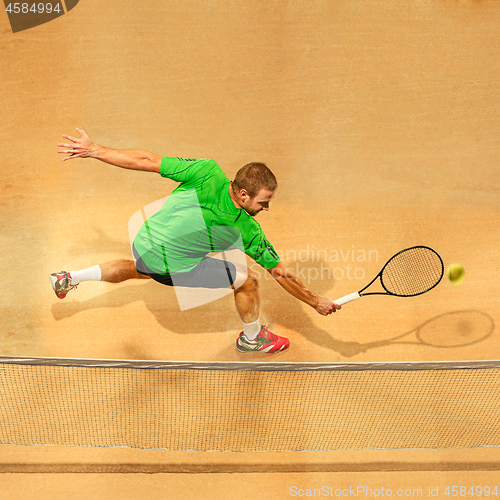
top-left (379, 246), bottom-right (444, 297)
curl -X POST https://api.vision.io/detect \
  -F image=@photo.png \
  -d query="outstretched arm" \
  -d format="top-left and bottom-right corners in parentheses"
top-left (267, 261), bottom-right (340, 316)
top-left (57, 128), bottom-right (162, 173)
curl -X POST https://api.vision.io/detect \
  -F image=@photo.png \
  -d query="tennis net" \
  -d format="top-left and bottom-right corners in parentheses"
top-left (0, 357), bottom-right (499, 452)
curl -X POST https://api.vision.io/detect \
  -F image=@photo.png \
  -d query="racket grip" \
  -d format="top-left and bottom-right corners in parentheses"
top-left (333, 292), bottom-right (360, 306)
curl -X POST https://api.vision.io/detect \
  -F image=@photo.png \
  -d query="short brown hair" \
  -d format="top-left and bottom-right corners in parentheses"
top-left (232, 162), bottom-right (278, 198)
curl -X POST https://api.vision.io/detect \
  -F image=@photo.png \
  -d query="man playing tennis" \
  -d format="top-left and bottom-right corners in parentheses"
top-left (51, 128), bottom-right (340, 353)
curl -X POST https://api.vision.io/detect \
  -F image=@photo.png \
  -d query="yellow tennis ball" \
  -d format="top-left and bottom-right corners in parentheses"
top-left (446, 263), bottom-right (465, 285)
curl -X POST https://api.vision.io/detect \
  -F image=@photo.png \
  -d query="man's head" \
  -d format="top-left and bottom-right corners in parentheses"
top-left (231, 162), bottom-right (277, 217)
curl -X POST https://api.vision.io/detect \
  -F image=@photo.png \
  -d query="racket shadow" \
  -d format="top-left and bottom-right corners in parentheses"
top-left (359, 310), bottom-right (495, 353)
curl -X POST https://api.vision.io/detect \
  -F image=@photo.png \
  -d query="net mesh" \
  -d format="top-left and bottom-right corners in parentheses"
top-left (1, 358), bottom-right (499, 452)
top-left (381, 246), bottom-right (443, 297)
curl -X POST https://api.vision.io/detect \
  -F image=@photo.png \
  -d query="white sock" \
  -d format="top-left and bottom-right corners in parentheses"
top-left (69, 265), bottom-right (102, 285)
top-left (242, 319), bottom-right (261, 340)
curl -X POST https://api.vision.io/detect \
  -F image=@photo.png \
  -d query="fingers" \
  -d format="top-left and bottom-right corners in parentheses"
top-left (61, 134), bottom-right (79, 143)
top-left (58, 149), bottom-right (84, 161)
top-left (326, 302), bottom-right (341, 315)
top-left (61, 153), bottom-right (83, 161)
top-left (327, 301), bottom-right (340, 313)
top-left (57, 148), bottom-right (80, 157)
top-left (58, 128), bottom-right (87, 161)
top-left (60, 127), bottom-right (87, 144)
top-left (319, 307), bottom-right (337, 316)
top-left (315, 298), bottom-right (342, 316)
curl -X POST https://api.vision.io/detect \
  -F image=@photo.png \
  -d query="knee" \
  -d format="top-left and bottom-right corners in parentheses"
top-left (248, 269), bottom-right (259, 282)
top-left (234, 268), bottom-right (259, 292)
top-left (244, 269), bottom-right (260, 291)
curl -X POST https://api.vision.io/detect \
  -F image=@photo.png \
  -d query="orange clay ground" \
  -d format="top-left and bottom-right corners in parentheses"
top-left (0, 0), bottom-right (499, 498)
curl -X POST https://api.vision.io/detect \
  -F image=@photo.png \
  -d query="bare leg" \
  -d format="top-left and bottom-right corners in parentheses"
top-left (233, 270), bottom-right (260, 323)
top-left (99, 259), bottom-right (151, 283)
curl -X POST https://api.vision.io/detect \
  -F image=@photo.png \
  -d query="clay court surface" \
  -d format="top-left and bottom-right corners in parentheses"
top-left (1, 0), bottom-right (499, 497)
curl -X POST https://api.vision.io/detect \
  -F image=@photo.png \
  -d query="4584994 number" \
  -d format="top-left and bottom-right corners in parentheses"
top-left (444, 486), bottom-right (498, 497)
top-left (6, 3), bottom-right (61, 14)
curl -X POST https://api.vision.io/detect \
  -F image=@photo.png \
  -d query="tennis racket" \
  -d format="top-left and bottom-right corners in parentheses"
top-left (334, 246), bottom-right (444, 306)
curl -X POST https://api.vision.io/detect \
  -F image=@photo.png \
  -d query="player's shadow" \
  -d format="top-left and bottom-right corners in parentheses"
top-left (50, 257), bottom-right (356, 351)
top-left (48, 258), bottom-right (348, 355)
top-left (53, 227), bottom-right (241, 334)
top-left (51, 279), bottom-right (239, 334)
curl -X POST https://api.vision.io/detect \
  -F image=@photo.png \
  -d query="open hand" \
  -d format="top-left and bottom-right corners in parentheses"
top-left (58, 128), bottom-right (97, 161)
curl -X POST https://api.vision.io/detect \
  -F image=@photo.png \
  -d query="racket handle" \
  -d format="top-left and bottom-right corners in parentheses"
top-left (333, 292), bottom-right (360, 306)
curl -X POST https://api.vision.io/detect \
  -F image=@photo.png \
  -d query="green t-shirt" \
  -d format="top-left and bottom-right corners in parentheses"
top-left (133, 157), bottom-right (280, 275)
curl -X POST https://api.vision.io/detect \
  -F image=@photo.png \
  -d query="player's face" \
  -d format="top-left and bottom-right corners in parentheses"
top-left (242, 188), bottom-right (275, 217)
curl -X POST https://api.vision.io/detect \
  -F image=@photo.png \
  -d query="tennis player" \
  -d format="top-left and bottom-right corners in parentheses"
top-left (51, 128), bottom-right (340, 353)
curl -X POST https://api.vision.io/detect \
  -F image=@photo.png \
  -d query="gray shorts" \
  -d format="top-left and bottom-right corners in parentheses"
top-left (133, 244), bottom-right (237, 289)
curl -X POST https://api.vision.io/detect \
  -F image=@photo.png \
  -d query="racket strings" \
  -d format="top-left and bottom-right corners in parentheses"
top-left (381, 247), bottom-right (443, 297)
